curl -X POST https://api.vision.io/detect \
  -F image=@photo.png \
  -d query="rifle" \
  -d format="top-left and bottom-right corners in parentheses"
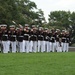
top-left (12, 21), bottom-right (23, 28)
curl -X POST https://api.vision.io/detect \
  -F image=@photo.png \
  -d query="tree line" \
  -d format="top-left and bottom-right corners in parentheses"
top-left (0, 0), bottom-right (45, 26)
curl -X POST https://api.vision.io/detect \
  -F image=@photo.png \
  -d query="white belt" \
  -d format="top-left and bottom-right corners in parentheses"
top-left (24, 34), bottom-right (29, 36)
top-left (51, 37), bottom-right (54, 39)
top-left (19, 36), bottom-right (23, 37)
top-left (3, 35), bottom-right (8, 36)
top-left (11, 35), bottom-right (16, 37)
top-left (39, 35), bottom-right (43, 37)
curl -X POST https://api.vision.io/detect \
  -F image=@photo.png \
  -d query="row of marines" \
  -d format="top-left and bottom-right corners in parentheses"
top-left (0, 24), bottom-right (70, 53)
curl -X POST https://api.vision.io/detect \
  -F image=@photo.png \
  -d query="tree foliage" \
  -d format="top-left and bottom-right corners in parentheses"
top-left (0, 0), bottom-right (45, 26)
top-left (48, 11), bottom-right (71, 28)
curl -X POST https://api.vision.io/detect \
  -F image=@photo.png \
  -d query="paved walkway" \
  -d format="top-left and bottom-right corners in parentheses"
top-left (69, 47), bottom-right (75, 52)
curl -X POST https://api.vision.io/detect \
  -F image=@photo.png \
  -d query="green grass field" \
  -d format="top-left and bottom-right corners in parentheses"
top-left (0, 52), bottom-right (75, 75)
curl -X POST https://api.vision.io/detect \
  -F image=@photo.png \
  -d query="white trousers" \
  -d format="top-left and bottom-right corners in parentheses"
top-left (11, 41), bottom-right (16, 53)
top-left (38, 40), bottom-right (44, 52)
top-left (2, 41), bottom-right (9, 53)
top-left (49, 42), bottom-right (52, 52)
top-left (7, 41), bottom-right (10, 52)
top-left (19, 41), bottom-right (24, 52)
top-left (38, 40), bottom-right (41, 52)
top-left (29, 41), bottom-right (33, 52)
top-left (61, 42), bottom-right (66, 52)
top-left (46, 41), bottom-right (50, 52)
top-left (65, 43), bottom-right (69, 52)
top-left (58, 46), bottom-right (62, 52)
top-left (56, 42), bottom-right (60, 52)
top-left (51, 42), bottom-right (55, 52)
top-left (23, 40), bottom-right (29, 53)
top-left (33, 41), bottom-right (37, 53)
top-left (42, 41), bottom-right (45, 52)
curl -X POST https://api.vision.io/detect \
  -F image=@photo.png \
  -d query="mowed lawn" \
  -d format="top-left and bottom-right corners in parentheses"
top-left (0, 52), bottom-right (75, 75)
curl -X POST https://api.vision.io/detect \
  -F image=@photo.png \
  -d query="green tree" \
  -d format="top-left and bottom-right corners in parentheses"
top-left (48, 11), bottom-right (71, 29)
top-left (0, 0), bottom-right (41, 26)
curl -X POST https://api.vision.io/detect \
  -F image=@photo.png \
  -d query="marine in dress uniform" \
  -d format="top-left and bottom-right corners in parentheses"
top-left (44, 28), bottom-right (50, 52)
top-left (55, 29), bottom-right (60, 52)
top-left (17, 26), bottom-right (24, 52)
top-left (23, 24), bottom-right (30, 53)
top-left (41, 28), bottom-right (47, 52)
top-left (47, 29), bottom-right (52, 52)
top-left (61, 30), bottom-right (66, 52)
top-left (50, 29), bottom-right (56, 52)
top-left (16, 27), bottom-right (20, 50)
top-left (37, 27), bottom-right (44, 52)
top-left (8, 25), bottom-right (17, 53)
top-left (65, 31), bottom-right (70, 52)
top-left (0, 24), bottom-right (9, 53)
top-left (29, 25), bottom-right (37, 53)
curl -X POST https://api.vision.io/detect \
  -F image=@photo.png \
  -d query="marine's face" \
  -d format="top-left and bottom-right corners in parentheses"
top-left (10, 27), bottom-right (15, 31)
top-left (20, 28), bottom-right (23, 31)
top-left (4, 26), bottom-right (7, 30)
top-left (1, 26), bottom-right (5, 30)
top-left (25, 26), bottom-right (29, 29)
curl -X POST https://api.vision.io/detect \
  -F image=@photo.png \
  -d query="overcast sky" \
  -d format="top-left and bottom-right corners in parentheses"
top-left (31, 0), bottom-right (75, 22)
